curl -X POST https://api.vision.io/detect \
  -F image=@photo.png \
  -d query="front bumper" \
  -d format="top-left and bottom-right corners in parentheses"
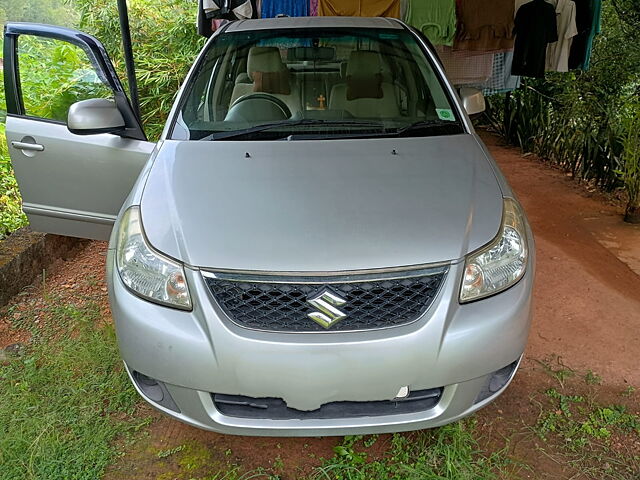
top-left (107, 254), bottom-right (534, 436)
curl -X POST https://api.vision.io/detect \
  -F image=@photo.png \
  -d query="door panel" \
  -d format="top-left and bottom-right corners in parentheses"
top-left (7, 116), bottom-right (154, 240)
top-left (3, 23), bottom-right (154, 240)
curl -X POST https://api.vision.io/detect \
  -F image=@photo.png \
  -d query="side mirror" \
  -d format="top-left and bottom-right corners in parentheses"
top-left (67, 98), bottom-right (126, 135)
top-left (459, 87), bottom-right (486, 116)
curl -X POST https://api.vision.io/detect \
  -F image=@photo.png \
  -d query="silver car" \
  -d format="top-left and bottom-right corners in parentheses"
top-left (4, 16), bottom-right (534, 436)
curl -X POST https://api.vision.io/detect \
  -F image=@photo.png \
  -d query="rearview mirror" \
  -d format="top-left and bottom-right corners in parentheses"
top-left (459, 87), bottom-right (486, 116)
top-left (67, 98), bottom-right (126, 135)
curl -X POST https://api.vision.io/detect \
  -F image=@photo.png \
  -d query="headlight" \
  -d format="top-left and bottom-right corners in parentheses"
top-left (116, 206), bottom-right (192, 310)
top-left (460, 198), bottom-right (528, 302)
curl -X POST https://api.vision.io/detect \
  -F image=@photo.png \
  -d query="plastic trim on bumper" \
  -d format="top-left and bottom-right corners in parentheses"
top-left (124, 357), bottom-right (522, 437)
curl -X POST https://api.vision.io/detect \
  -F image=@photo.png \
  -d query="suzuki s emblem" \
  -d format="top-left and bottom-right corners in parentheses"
top-left (307, 288), bottom-right (348, 329)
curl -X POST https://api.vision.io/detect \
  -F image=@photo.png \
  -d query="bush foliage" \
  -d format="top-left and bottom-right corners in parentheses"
top-left (74, 0), bottom-right (204, 139)
top-left (484, 1), bottom-right (640, 216)
top-left (0, 124), bottom-right (27, 238)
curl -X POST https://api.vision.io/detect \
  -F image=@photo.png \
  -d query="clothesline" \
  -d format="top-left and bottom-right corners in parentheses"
top-left (196, 0), bottom-right (602, 96)
top-left (520, 82), bottom-right (565, 104)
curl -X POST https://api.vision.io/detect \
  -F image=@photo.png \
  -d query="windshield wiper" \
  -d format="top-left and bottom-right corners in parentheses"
top-left (391, 120), bottom-right (462, 137)
top-left (201, 119), bottom-right (383, 141)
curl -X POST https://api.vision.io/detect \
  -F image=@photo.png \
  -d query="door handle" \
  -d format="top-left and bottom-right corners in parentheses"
top-left (11, 141), bottom-right (45, 152)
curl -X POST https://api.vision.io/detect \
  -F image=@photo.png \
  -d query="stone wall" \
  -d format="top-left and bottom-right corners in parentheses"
top-left (0, 228), bottom-right (87, 306)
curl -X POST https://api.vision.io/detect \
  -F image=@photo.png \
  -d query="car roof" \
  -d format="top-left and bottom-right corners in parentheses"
top-left (225, 16), bottom-right (404, 33)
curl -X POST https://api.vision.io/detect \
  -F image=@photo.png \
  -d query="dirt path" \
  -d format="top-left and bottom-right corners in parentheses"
top-left (475, 132), bottom-right (640, 479)
top-left (482, 132), bottom-right (640, 387)
top-left (2, 132), bottom-right (639, 479)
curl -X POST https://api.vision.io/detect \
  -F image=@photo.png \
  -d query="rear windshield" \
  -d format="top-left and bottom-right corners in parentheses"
top-left (172, 27), bottom-right (463, 141)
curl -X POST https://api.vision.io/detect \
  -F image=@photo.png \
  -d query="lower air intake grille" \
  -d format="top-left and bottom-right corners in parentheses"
top-left (212, 388), bottom-right (444, 420)
top-left (203, 267), bottom-right (447, 332)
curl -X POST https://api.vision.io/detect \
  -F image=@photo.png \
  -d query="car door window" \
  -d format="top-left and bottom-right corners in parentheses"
top-left (17, 35), bottom-right (114, 123)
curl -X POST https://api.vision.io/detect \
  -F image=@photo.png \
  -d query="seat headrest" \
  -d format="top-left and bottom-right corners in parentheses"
top-left (346, 51), bottom-right (384, 78)
top-left (235, 72), bottom-right (251, 84)
top-left (247, 47), bottom-right (286, 81)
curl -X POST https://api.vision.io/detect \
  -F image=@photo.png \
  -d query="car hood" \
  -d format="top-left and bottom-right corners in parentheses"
top-left (140, 134), bottom-right (503, 272)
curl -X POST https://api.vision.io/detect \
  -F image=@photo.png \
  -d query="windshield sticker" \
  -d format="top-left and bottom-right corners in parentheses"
top-left (436, 109), bottom-right (455, 121)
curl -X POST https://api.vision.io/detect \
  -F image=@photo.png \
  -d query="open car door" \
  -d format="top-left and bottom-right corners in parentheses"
top-left (3, 23), bottom-right (154, 241)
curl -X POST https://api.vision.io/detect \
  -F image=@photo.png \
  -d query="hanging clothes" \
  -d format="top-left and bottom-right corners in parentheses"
top-left (512, 0), bottom-right (558, 77)
top-left (514, 0), bottom-right (533, 14)
top-left (454, 0), bottom-right (515, 52)
top-left (318, 0), bottom-right (401, 18)
top-left (568, 0), bottom-right (592, 68)
top-left (203, 0), bottom-right (254, 18)
top-left (483, 51), bottom-right (521, 95)
top-left (197, 0), bottom-right (256, 37)
top-left (404, 0), bottom-right (457, 47)
top-left (546, 0), bottom-right (578, 71)
top-left (435, 46), bottom-right (494, 86)
top-left (310, 0), bottom-right (319, 16)
top-left (400, 0), bottom-right (409, 20)
top-left (568, 0), bottom-right (601, 70)
top-left (261, 0), bottom-right (308, 18)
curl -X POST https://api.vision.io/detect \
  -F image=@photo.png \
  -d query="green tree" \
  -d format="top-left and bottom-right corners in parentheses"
top-left (74, 0), bottom-right (204, 139)
top-left (0, 0), bottom-right (78, 27)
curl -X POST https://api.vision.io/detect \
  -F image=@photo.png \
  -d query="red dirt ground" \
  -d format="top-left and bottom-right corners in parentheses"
top-left (1, 132), bottom-right (639, 479)
top-left (475, 132), bottom-right (640, 479)
top-left (483, 132), bottom-right (640, 387)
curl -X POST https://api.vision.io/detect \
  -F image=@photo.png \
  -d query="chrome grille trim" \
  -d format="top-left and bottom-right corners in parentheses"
top-left (201, 265), bottom-right (448, 284)
top-left (202, 266), bottom-right (448, 333)
top-left (199, 261), bottom-right (452, 279)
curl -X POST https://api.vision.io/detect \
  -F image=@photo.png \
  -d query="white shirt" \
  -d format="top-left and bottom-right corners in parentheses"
top-left (545, 0), bottom-right (578, 72)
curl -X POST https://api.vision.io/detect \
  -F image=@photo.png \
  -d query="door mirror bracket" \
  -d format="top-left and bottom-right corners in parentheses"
top-left (67, 98), bottom-right (126, 136)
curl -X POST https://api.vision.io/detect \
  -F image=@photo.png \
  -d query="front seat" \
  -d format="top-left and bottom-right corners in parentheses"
top-left (329, 51), bottom-right (401, 118)
top-left (230, 47), bottom-right (300, 115)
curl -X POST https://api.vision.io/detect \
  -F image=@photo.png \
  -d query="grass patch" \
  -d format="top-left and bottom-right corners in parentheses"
top-left (119, 421), bottom-right (515, 479)
top-left (530, 361), bottom-right (640, 479)
top-left (535, 355), bottom-right (574, 388)
top-left (0, 299), bottom-right (148, 479)
top-left (312, 423), bottom-right (516, 480)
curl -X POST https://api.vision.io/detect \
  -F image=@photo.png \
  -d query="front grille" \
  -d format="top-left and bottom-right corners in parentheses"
top-left (212, 388), bottom-right (444, 420)
top-left (203, 267), bottom-right (447, 332)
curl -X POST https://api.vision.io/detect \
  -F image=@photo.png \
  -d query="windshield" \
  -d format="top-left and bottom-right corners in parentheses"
top-left (172, 27), bottom-right (464, 140)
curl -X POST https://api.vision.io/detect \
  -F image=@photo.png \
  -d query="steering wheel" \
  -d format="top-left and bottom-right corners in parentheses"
top-left (225, 93), bottom-right (292, 122)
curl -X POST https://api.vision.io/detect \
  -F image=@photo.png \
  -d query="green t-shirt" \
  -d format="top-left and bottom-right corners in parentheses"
top-left (405, 0), bottom-right (457, 47)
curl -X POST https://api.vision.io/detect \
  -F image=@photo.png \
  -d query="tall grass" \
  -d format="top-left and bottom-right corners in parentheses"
top-left (0, 300), bottom-right (148, 479)
top-left (620, 104), bottom-right (640, 222)
top-left (485, 80), bottom-right (625, 192)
